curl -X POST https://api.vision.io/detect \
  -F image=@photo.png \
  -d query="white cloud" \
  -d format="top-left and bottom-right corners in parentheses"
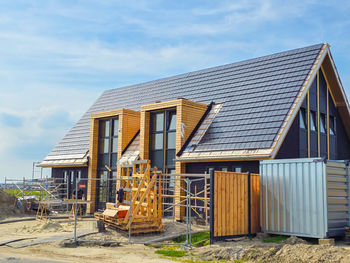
top-left (0, 0), bottom-right (349, 182)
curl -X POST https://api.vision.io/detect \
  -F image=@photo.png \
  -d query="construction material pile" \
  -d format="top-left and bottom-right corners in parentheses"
top-left (0, 189), bottom-right (22, 218)
top-left (95, 160), bottom-right (163, 234)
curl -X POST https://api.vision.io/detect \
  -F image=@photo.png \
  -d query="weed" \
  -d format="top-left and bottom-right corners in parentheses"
top-left (263, 235), bottom-right (288, 243)
top-left (155, 249), bottom-right (188, 257)
top-left (173, 232), bottom-right (210, 247)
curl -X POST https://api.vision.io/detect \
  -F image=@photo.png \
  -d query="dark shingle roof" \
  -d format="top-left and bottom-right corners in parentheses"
top-left (45, 43), bottom-right (324, 159)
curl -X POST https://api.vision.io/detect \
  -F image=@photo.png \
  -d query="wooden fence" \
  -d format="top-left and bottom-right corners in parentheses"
top-left (210, 171), bottom-right (260, 241)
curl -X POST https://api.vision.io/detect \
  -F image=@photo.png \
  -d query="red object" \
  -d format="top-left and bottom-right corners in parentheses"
top-left (79, 184), bottom-right (86, 188)
top-left (117, 210), bottom-right (128, 219)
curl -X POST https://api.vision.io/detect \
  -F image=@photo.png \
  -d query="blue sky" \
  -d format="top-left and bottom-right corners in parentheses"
top-left (1, 0), bottom-right (350, 181)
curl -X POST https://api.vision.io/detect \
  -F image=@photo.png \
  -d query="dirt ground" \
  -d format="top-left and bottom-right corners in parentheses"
top-left (196, 236), bottom-right (350, 263)
top-left (1, 218), bottom-right (350, 263)
top-left (0, 218), bottom-right (204, 263)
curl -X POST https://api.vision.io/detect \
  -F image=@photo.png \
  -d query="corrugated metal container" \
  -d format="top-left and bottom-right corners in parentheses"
top-left (260, 158), bottom-right (349, 238)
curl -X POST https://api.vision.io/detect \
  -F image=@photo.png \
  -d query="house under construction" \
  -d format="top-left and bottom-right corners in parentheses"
top-left (39, 43), bottom-right (350, 217)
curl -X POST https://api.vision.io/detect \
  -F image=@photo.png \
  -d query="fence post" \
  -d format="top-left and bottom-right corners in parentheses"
top-left (209, 169), bottom-right (214, 244)
top-left (189, 179), bottom-right (192, 248)
top-left (247, 172), bottom-right (251, 236)
top-left (204, 176), bottom-right (208, 226)
top-left (74, 175), bottom-right (78, 245)
top-left (128, 177), bottom-right (133, 243)
top-left (185, 177), bottom-right (190, 247)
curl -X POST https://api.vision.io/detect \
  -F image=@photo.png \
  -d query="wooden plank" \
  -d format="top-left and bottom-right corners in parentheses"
top-left (244, 174), bottom-right (248, 233)
top-left (233, 173), bottom-right (238, 235)
top-left (238, 173), bottom-right (243, 234)
top-left (229, 173), bottom-right (234, 235)
top-left (224, 173), bottom-right (228, 236)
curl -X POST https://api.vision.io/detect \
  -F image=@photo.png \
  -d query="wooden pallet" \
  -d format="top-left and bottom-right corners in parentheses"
top-left (94, 160), bottom-right (163, 235)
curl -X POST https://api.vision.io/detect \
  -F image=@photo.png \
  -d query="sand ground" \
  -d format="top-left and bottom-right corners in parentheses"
top-left (2, 218), bottom-right (350, 263)
top-left (0, 218), bottom-right (200, 263)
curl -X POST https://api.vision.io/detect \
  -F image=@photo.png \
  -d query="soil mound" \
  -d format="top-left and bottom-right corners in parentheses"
top-left (202, 242), bottom-right (350, 263)
top-left (16, 220), bottom-right (64, 233)
top-left (0, 189), bottom-right (21, 218)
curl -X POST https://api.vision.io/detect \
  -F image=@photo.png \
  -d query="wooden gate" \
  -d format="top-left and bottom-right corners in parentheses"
top-left (210, 171), bottom-right (260, 242)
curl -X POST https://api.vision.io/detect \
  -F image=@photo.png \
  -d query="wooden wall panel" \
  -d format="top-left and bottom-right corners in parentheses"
top-left (250, 173), bottom-right (260, 233)
top-left (213, 171), bottom-right (260, 237)
top-left (87, 118), bottom-right (99, 213)
top-left (176, 100), bottom-right (207, 220)
top-left (140, 111), bottom-right (150, 160)
top-left (87, 109), bottom-right (140, 213)
top-left (139, 99), bottom-right (207, 220)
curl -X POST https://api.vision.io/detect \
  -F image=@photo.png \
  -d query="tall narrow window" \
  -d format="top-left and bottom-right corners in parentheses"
top-left (96, 117), bottom-right (118, 209)
top-left (150, 109), bottom-right (176, 217)
top-left (150, 109), bottom-right (176, 172)
top-left (299, 108), bottom-right (306, 129)
top-left (320, 114), bottom-right (326, 133)
top-left (310, 111), bottom-right (317, 132)
top-left (150, 112), bottom-right (165, 170)
top-left (329, 116), bottom-right (335, 135)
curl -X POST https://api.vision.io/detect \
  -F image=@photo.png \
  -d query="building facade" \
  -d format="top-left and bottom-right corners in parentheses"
top-left (40, 43), bottom-right (350, 214)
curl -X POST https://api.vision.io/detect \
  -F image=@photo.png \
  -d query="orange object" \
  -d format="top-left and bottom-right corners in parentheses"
top-left (117, 210), bottom-right (128, 219)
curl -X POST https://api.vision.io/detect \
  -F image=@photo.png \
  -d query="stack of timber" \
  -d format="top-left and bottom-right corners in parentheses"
top-left (94, 160), bottom-right (163, 234)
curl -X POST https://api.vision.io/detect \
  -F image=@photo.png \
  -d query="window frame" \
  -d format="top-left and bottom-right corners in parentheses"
top-left (96, 116), bottom-right (119, 208)
top-left (299, 108), bottom-right (307, 129)
top-left (310, 111), bottom-right (317, 132)
top-left (149, 108), bottom-right (177, 173)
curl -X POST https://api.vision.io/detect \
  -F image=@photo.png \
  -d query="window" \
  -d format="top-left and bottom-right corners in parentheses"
top-left (234, 167), bottom-right (242, 173)
top-left (320, 114), bottom-right (326, 133)
top-left (96, 117), bottom-right (119, 208)
top-left (63, 171), bottom-right (68, 183)
top-left (299, 108), bottom-right (307, 129)
top-left (150, 109), bottom-right (176, 172)
top-left (310, 111), bottom-right (317, 132)
top-left (329, 116), bottom-right (335, 135)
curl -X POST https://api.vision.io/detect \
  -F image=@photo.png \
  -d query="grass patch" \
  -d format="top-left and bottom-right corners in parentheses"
top-left (263, 235), bottom-right (288, 243)
top-left (155, 249), bottom-right (188, 257)
top-left (4, 189), bottom-right (45, 198)
top-left (173, 232), bottom-right (210, 247)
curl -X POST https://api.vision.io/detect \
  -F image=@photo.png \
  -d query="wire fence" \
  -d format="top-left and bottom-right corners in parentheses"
top-left (66, 174), bottom-right (210, 247)
top-left (2, 171), bottom-right (210, 248)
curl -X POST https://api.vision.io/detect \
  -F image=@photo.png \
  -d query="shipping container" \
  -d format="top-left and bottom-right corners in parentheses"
top-left (260, 158), bottom-right (349, 238)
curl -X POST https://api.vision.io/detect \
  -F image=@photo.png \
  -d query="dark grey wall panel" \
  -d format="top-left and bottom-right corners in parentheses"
top-left (185, 161), bottom-right (259, 174)
top-left (275, 113), bottom-right (299, 159)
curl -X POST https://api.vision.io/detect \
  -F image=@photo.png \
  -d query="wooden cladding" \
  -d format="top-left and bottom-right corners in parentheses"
top-left (87, 109), bottom-right (140, 213)
top-left (140, 99), bottom-right (207, 161)
top-left (140, 99), bottom-right (207, 220)
top-left (212, 171), bottom-right (260, 238)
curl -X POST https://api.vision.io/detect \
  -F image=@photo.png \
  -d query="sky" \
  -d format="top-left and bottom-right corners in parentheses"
top-left (0, 0), bottom-right (350, 182)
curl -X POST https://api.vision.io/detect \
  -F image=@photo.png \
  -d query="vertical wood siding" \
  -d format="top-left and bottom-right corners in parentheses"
top-left (214, 171), bottom-right (260, 237)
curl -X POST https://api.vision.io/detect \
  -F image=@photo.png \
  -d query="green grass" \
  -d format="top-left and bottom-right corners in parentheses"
top-left (155, 249), bottom-right (188, 257)
top-left (173, 232), bottom-right (210, 247)
top-left (4, 189), bottom-right (45, 198)
top-left (263, 235), bottom-right (288, 243)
